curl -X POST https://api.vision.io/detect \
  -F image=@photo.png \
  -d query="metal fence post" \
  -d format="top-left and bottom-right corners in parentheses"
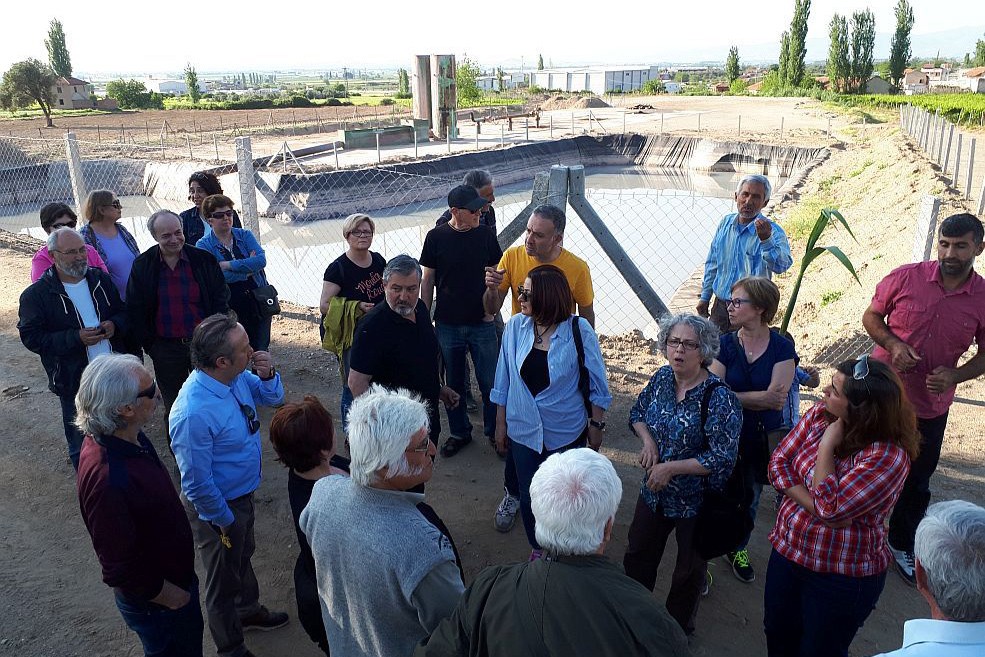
top-left (525, 117), bottom-right (529, 142)
top-left (550, 114), bottom-right (554, 139)
top-left (235, 137), bottom-right (261, 238)
top-left (376, 132), bottom-right (382, 163)
top-left (936, 117), bottom-right (947, 163)
top-left (966, 138), bottom-right (976, 200)
top-left (64, 132), bottom-right (87, 210)
top-left (780, 116), bottom-right (784, 140)
top-left (978, 174), bottom-right (985, 216)
top-left (954, 133), bottom-right (963, 185)
top-left (911, 195), bottom-right (941, 263)
top-left (414, 129), bottom-right (418, 159)
top-left (943, 124), bottom-right (955, 173)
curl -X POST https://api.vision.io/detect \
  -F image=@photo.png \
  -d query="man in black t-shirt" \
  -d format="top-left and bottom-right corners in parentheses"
top-left (420, 185), bottom-right (504, 457)
top-left (348, 255), bottom-right (459, 443)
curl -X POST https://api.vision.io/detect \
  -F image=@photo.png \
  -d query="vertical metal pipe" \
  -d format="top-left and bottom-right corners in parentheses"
top-left (966, 138), bottom-right (976, 200)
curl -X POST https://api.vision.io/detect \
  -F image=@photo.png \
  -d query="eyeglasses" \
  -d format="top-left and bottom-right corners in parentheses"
top-left (136, 381), bottom-right (157, 400)
top-left (239, 403), bottom-right (261, 434)
top-left (54, 247), bottom-right (87, 257)
top-left (853, 354), bottom-right (871, 395)
top-left (517, 286), bottom-right (530, 300)
top-left (209, 210), bottom-right (234, 220)
top-left (102, 200), bottom-right (123, 209)
top-left (666, 337), bottom-right (701, 352)
top-left (727, 297), bottom-right (752, 308)
top-left (349, 229), bottom-right (373, 237)
top-left (406, 435), bottom-right (432, 453)
top-left (51, 220), bottom-right (77, 229)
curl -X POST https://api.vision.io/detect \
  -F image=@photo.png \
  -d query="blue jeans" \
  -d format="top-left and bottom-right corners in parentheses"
top-left (340, 347), bottom-right (354, 429)
top-left (115, 583), bottom-right (204, 657)
top-left (512, 434), bottom-right (586, 549)
top-left (435, 321), bottom-right (498, 439)
top-left (763, 550), bottom-right (886, 657)
top-left (58, 392), bottom-right (84, 470)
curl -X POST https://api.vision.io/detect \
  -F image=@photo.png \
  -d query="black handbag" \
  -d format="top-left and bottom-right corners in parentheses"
top-left (251, 284), bottom-right (281, 317)
top-left (693, 381), bottom-right (753, 561)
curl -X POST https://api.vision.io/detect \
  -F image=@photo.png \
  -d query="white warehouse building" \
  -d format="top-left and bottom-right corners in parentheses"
top-left (529, 66), bottom-right (659, 93)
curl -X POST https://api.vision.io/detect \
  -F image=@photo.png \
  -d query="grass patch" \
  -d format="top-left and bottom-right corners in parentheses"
top-left (0, 107), bottom-right (117, 120)
top-left (780, 195), bottom-right (836, 241)
top-left (820, 290), bottom-right (843, 307)
top-left (848, 160), bottom-right (874, 178)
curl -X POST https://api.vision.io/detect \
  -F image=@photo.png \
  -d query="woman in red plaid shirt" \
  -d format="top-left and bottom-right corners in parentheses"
top-left (764, 355), bottom-right (919, 657)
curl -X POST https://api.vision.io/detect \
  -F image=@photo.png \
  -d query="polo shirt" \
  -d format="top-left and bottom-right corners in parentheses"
top-left (155, 250), bottom-right (204, 339)
top-left (870, 261), bottom-right (985, 418)
top-left (874, 618), bottom-right (985, 657)
top-left (349, 300), bottom-right (442, 406)
top-left (496, 246), bottom-right (594, 315)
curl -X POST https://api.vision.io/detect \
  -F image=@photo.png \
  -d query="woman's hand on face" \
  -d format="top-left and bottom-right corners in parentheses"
top-left (645, 462), bottom-right (675, 492)
top-left (639, 440), bottom-right (659, 470)
top-left (820, 417), bottom-right (845, 449)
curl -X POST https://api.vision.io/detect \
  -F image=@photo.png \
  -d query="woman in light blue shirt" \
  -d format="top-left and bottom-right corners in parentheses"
top-left (490, 264), bottom-right (611, 559)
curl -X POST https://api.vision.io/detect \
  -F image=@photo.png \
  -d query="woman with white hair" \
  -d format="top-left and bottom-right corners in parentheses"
top-left (300, 386), bottom-right (463, 657)
top-left (624, 313), bottom-right (742, 637)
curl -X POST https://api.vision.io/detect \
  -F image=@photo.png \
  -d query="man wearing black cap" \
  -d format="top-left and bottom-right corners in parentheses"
top-left (420, 185), bottom-right (504, 457)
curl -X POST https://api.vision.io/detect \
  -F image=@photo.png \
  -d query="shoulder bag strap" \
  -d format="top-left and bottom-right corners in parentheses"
top-left (571, 316), bottom-right (591, 415)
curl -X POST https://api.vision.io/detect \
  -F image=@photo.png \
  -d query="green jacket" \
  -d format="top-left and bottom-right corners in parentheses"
top-left (321, 296), bottom-right (365, 356)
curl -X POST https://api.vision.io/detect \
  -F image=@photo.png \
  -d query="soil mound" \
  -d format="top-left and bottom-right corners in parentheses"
top-left (537, 95), bottom-right (611, 111)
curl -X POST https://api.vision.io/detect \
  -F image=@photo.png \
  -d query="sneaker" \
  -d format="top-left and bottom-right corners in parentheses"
top-left (494, 489), bottom-right (520, 533)
top-left (241, 607), bottom-right (289, 632)
top-left (701, 569), bottom-right (713, 597)
top-left (724, 549), bottom-right (755, 583)
top-left (889, 544), bottom-right (916, 586)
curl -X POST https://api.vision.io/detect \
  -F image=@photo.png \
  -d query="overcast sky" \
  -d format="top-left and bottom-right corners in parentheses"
top-left (4, 0), bottom-right (983, 77)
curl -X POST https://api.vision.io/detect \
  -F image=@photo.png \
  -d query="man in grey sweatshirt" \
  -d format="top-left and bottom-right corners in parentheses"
top-left (301, 386), bottom-right (464, 657)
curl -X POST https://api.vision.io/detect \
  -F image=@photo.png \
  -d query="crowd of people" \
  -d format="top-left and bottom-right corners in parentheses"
top-left (15, 168), bottom-right (985, 657)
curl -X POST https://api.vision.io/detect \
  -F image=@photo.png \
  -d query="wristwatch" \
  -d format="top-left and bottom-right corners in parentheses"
top-left (589, 419), bottom-right (606, 431)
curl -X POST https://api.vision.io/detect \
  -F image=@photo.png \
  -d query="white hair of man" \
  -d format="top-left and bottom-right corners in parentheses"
top-left (346, 385), bottom-right (430, 487)
top-left (74, 354), bottom-right (147, 436)
top-left (46, 226), bottom-right (80, 252)
top-left (735, 174), bottom-right (772, 202)
top-left (530, 448), bottom-right (622, 556)
top-left (914, 499), bottom-right (985, 622)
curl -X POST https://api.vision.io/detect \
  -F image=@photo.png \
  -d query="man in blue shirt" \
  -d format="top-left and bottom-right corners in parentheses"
top-left (696, 175), bottom-right (793, 333)
top-left (170, 313), bottom-right (287, 657)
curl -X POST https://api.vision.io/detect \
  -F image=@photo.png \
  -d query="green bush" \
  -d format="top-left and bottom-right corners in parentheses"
top-left (379, 97), bottom-right (396, 105)
top-left (326, 98), bottom-right (342, 106)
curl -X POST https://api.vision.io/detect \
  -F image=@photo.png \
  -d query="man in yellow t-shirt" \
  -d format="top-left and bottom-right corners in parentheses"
top-left (482, 203), bottom-right (596, 535)
top-left (483, 204), bottom-right (595, 326)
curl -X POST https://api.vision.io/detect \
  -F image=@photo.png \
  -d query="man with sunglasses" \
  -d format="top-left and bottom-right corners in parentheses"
top-left (864, 212), bottom-right (985, 586)
top-left (18, 227), bottom-right (128, 470)
top-left (170, 313), bottom-right (288, 657)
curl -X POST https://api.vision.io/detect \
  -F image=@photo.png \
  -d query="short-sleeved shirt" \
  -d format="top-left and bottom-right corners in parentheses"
top-left (869, 260), bottom-right (985, 419)
top-left (718, 330), bottom-right (796, 442)
top-left (419, 224), bottom-right (502, 325)
top-left (349, 300), bottom-right (442, 406)
top-left (436, 206), bottom-right (496, 229)
top-left (496, 246), bottom-right (594, 315)
top-left (323, 251), bottom-right (386, 304)
top-left (95, 232), bottom-right (137, 301)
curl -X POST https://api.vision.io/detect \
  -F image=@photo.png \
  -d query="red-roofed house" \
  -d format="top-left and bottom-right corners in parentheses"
top-left (51, 76), bottom-right (118, 110)
top-left (961, 67), bottom-right (985, 93)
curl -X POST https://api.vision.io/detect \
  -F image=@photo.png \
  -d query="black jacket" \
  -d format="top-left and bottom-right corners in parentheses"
top-left (18, 267), bottom-right (129, 396)
top-left (125, 244), bottom-right (230, 350)
top-left (179, 207), bottom-right (242, 247)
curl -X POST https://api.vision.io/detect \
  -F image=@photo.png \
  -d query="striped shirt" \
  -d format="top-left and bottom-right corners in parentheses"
top-left (700, 212), bottom-right (793, 302)
top-left (155, 251), bottom-right (204, 339)
top-left (768, 403), bottom-right (910, 577)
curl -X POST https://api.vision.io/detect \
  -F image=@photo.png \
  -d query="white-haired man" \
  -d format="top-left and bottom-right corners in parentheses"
top-left (301, 386), bottom-right (464, 657)
top-left (416, 449), bottom-right (690, 657)
top-left (875, 499), bottom-right (985, 657)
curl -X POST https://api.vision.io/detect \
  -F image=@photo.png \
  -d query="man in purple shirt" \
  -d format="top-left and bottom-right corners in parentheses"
top-left (76, 353), bottom-right (203, 657)
top-left (863, 212), bottom-right (985, 585)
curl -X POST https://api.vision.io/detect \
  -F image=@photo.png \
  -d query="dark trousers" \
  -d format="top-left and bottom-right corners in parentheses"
top-left (710, 297), bottom-right (733, 334)
top-left (763, 550), bottom-right (886, 657)
top-left (504, 441), bottom-right (519, 497)
top-left (229, 284), bottom-right (271, 352)
top-left (57, 392), bottom-right (84, 470)
top-left (888, 412), bottom-right (948, 552)
top-left (623, 496), bottom-right (707, 635)
top-left (188, 494), bottom-right (262, 657)
top-left (293, 559), bottom-right (330, 656)
top-left (115, 582), bottom-right (204, 657)
top-left (148, 339), bottom-right (194, 420)
top-left (512, 435), bottom-right (586, 549)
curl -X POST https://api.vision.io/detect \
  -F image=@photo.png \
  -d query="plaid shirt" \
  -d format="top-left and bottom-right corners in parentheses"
top-left (155, 251), bottom-right (204, 339)
top-left (768, 402), bottom-right (910, 577)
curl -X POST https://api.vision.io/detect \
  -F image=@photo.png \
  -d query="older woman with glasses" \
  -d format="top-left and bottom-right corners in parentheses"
top-left (79, 190), bottom-right (140, 301)
top-left (765, 356), bottom-right (918, 657)
top-left (319, 213), bottom-right (386, 425)
top-left (623, 313), bottom-right (742, 636)
top-left (709, 275), bottom-right (795, 584)
top-left (30, 202), bottom-right (108, 282)
top-left (491, 264), bottom-right (611, 561)
top-left (195, 194), bottom-right (271, 351)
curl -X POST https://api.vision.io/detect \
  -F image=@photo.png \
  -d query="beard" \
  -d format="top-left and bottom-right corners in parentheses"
top-left (58, 261), bottom-right (89, 278)
top-left (392, 301), bottom-right (415, 317)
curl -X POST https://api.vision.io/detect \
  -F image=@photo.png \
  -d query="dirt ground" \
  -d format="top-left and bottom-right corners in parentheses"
top-left (1, 96), bottom-right (984, 657)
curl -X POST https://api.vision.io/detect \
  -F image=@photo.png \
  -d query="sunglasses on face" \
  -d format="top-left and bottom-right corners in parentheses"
top-left (517, 286), bottom-right (530, 300)
top-left (209, 210), bottom-right (234, 220)
top-left (103, 200), bottom-right (123, 209)
top-left (240, 403), bottom-right (261, 434)
top-left (136, 381), bottom-right (157, 400)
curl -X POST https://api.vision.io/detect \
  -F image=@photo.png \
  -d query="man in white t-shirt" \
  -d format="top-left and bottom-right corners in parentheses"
top-left (18, 228), bottom-right (128, 470)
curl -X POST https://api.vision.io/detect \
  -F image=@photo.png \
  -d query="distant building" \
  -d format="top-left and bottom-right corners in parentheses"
top-left (959, 67), bottom-right (985, 93)
top-left (529, 66), bottom-right (660, 94)
top-left (144, 78), bottom-right (207, 95)
top-left (52, 76), bottom-right (92, 109)
top-left (903, 69), bottom-right (929, 94)
top-left (663, 81), bottom-right (682, 94)
top-left (864, 76), bottom-right (895, 94)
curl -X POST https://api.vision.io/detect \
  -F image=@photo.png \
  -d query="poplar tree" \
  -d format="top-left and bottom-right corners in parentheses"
top-left (849, 10), bottom-right (876, 93)
top-left (778, 32), bottom-right (791, 85)
top-left (786, 0), bottom-right (812, 86)
top-left (184, 63), bottom-right (201, 103)
top-left (45, 19), bottom-right (72, 78)
top-left (725, 46), bottom-right (741, 83)
top-left (889, 0), bottom-right (915, 90)
top-left (827, 14), bottom-right (850, 92)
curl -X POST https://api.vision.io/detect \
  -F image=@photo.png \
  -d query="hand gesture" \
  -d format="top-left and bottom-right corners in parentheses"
top-left (639, 439), bottom-right (659, 470)
top-left (695, 299), bottom-right (710, 318)
top-left (79, 326), bottom-right (105, 346)
top-left (754, 218), bottom-right (773, 241)
top-left (645, 462), bottom-right (675, 492)
top-left (926, 366), bottom-right (958, 394)
top-left (802, 365), bottom-right (820, 388)
top-left (251, 351), bottom-right (275, 378)
top-left (889, 341), bottom-right (921, 371)
top-left (358, 302), bottom-right (375, 314)
top-left (484, 267), bottom-right (505, 291)
top-left (439, 385), bottom-right (460, 409)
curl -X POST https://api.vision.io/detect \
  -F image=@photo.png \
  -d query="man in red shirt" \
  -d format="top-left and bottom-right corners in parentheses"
top-left (863, 212), bottom-right (985, 585)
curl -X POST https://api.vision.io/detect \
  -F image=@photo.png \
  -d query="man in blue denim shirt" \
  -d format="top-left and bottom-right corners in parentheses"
top-left (170, 313), bottom-right (288, 657)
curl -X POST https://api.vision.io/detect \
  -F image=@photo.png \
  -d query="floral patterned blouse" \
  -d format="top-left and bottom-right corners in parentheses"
top-left (629, 366), bottom-right (742, 518)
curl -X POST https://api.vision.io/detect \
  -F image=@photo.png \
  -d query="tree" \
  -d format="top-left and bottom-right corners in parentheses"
top-left (725, 46), bottom-right (741, 83)
top-left (827, 14), bottom-right (850, 92)
top-left (456, 56), bottom-right (482, 106)
top-left (848, 9), bottom-right (876, 93)
top-left (45, 19), bottom-right (72, 78)
top-left (184, 63), bottom-right (201, 103)
top-left (778, 31), bottom-right (791, 85)
top-left (397, 68), bottom-right (410, 96)
top-left (729, 79), bottom-right (749, 94)
top-left (537, 54), bottom-right (544, 70)
top-left (787, 0), bottom-right (812, 86)
top-left (975, 36), bottom-right (985, 67)
top-left (641, 78), bottom-right (664, 94)
top-left (496, 67), bottom-right (504, 92)
top-left (106, 78), bottom-right (148, 109)
top-left (888, 0), bottom-right (915, 90)
top-left (0, 59), bottom-right (57, 127)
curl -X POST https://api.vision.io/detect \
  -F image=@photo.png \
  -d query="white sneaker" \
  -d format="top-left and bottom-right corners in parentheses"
top-left (494, 489), bottom-right (520, 533)
top-left (888, 543), bottom-right (916, 586)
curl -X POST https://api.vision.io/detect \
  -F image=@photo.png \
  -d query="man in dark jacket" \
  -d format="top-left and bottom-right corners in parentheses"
top-left (18, 228), bottom-right (128, 470)
top-left (126, 210), bottom-right (229, 416)
top-left (415, 449), bottom-right (691, 657)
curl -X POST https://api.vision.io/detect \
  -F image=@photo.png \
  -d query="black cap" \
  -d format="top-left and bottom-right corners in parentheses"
top-left (447, 184), bottom-right (486, 212)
